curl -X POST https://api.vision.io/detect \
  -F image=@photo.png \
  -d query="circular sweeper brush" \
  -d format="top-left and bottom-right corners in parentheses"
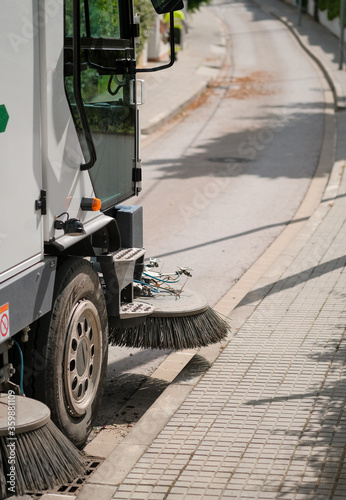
top-left (110, 289), bottom-right (231, 350)
top-left (0, 394), bottom-right (85, 499)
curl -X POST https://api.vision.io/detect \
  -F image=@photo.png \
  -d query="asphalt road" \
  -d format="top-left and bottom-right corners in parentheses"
top-left (137, 0), bottom-right (325, 306)
top-left (97, 0), bottom-right (327, 433)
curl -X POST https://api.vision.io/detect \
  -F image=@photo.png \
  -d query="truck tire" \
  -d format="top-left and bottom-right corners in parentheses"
top-left (35, 257), bottom-right (108, 447)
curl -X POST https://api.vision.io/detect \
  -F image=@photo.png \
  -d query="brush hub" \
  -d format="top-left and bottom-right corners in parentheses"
top-left (0, 394), bottom-right (50, 436)
top-left (136, 289), bottom-right (209, 317)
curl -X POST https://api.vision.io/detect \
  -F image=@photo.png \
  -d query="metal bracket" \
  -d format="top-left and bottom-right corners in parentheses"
top-left (0, 364), bottom-right (14, 385)
top-left (35, 189), bottom-right (47, 215)
top-left (132, 166), bottom-right (142, 183)
top-left (97, 247), bottom-right (145, 317)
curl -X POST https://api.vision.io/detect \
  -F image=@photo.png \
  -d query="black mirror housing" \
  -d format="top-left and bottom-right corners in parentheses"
top-left (150, 0), bottom-right (184, 14)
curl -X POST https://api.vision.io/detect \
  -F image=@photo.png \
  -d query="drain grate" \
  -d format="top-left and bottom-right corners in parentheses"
top-left (30, 456), bottom-right (104, 498)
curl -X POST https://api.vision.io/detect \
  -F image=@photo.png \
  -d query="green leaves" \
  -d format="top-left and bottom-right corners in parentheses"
top-left (186, 0), bottom-right (212, 13)
top-left (318, 0), bottom-right (345, 22)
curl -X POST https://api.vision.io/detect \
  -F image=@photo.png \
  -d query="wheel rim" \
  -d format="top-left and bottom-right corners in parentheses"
top-left (64, 299), bottom-right (102, 417)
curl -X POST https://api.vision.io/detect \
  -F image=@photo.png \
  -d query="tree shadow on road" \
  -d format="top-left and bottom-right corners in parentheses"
top-left (143, 103), bottom-right (326, 182)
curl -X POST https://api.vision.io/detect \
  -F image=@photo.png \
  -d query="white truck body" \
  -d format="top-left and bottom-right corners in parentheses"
top-left (1, 1), bottom-right (44, 280)
top-left (0, 0), bottom-right (182, 447)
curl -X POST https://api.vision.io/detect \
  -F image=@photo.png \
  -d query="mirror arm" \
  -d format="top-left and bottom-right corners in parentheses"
top-left (73, 0), bottom-right (97, 171)
top-left (137, 12), bottom-right (175, 73)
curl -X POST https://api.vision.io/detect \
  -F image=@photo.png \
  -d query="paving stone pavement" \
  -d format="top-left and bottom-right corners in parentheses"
top-left (107, 157), bottom-right (346, 498)
top-left (100, 2), bottom-right (346, 498)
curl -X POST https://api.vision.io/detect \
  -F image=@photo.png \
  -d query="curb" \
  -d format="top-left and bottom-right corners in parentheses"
top-left (273, 13), bottom-right (339, 110)
top-left (141, 80), bottom-right (208, 136)
top-left (252, 0), bottom-right (345, 111)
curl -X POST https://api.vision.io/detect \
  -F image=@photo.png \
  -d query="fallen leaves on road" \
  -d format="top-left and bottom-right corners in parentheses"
top-left (209, 71), bottom-right (275, 99)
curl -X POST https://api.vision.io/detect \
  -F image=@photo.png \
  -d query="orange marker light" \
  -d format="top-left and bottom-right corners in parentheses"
top-left (91, 198), bottom-right (102, 211)
top-left (81, 197), bottom-right (102, 211)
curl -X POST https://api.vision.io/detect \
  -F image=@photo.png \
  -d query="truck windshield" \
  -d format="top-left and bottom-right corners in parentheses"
top-left (64, 0), bottom-right (137, 209)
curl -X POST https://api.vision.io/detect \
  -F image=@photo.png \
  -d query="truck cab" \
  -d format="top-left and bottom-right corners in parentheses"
top-left (0, 0), bottom-right (182, 447)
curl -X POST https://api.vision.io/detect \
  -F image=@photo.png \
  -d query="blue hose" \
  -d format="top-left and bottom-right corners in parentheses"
top-left (13, 339), bottom-right (25, 396)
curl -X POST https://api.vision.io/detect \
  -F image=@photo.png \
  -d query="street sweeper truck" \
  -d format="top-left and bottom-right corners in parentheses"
top-left (0, 0), bottom-right (229, 453)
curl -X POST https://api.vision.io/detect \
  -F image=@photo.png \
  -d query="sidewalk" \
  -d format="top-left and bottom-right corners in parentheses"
top-left (259, 0), bottom-right (346, 110)
top-left (71, 2), bottom-right (346, 498)
top-left (139, 6), bottom-right (227, 135)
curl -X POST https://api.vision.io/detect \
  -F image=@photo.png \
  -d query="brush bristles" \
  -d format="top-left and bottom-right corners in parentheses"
top-left (0, 420), bottom-right (85, 499)
top-left (110, 306), bottom-right (230, 349)
top-left (0, 450), bottom-right (6, 500)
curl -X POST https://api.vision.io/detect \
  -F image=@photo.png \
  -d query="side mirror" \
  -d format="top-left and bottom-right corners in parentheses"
top-left (137, 10), bottom-right (179, 74)
top-left (150, 0), bottom-right (184, 14)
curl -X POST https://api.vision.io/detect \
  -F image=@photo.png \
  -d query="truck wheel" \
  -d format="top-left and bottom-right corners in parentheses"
top-left (38, 258), bottom-right (108, 447)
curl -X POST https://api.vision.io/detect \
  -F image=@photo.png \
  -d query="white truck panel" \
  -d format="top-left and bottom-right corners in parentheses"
top-left (0, 0), bottom-right (43, 279)
top-left (38, 2), bottom-right (100, 244)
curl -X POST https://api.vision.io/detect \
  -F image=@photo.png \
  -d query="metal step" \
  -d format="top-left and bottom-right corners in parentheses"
top-left (97, 247), bottom-right (145, 265)
top-left (111, 247), bottom-right (145, 262)
top-left (97, 248), bottom-right (146, 315)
